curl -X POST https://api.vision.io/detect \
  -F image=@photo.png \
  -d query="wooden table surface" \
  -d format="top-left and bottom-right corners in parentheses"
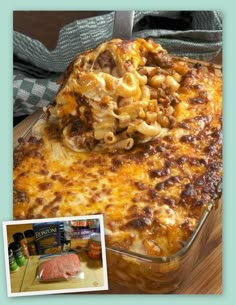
top-left (176, 202), bottom-right (222, 294)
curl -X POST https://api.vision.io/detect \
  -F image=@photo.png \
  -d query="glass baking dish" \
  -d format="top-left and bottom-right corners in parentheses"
top-left (106, 200), bottom-right (220, 293)
top-left (14, 116), bottom-right (221, 294)
top-left (13, 59), bottom-right (222, 294)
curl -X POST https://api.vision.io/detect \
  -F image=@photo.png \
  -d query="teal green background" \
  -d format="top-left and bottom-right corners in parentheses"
top-left (0, 0), bottom-right (234, 304)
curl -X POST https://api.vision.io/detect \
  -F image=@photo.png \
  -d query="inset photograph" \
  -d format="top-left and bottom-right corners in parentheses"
top-left (3, 215), bottom-right (108, 297)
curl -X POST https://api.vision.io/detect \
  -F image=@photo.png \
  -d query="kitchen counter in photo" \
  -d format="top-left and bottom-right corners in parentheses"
top-left (10, 251), bottom-right (104, 293)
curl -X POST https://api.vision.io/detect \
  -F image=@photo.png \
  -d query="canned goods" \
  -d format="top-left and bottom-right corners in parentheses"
top-left (9, 242), bottom-right (26, 266)
top-left (13, 232), bottom-right (30, 258)
top-left (88, 233), bottom-right (102, 259)
top-left (8, 248), bottom-right (19, 272)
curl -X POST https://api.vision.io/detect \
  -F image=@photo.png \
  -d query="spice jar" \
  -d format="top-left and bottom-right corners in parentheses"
top-left (88, 233), bottom-right (102, 259)
top-left (13, 232), bottom-right (29, 258)
top-left (8, 248), bottom-right (19, 272)
top-left (24, 230), bottom-right (38, 255)
top-left (9, 242), bottom-right (26, 266)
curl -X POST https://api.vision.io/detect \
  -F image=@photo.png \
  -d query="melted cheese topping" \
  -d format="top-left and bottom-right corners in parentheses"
top-left (14, 42), bottom-right (222, 257)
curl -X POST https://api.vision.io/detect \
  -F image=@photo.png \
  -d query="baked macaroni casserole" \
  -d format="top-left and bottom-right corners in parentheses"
top-left (14, 38), bottom-right (222, 292)
top-left (47, 39), bottom-right (187, 151)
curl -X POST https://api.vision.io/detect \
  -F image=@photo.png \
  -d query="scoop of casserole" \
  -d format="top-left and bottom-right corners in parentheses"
top-left (47, 39), bottom-right (192, 152)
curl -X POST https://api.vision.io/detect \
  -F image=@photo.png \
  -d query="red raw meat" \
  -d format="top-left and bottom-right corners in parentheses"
top-left (38, 253), bottom-right (81, 282)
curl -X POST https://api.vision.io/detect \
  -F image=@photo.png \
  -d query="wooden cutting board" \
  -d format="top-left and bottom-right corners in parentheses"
top-left (11, 251), bottom-right (104, 293)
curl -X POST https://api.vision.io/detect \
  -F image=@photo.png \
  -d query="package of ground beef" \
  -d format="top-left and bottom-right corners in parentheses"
top-left (37, 253), bottom-right (81, 282)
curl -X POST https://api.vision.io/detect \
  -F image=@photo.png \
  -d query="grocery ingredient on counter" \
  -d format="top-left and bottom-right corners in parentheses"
top-left (37, 253), bottom-right (81, 282)
top-left (33, 222), bottom-right (62, 254)
top-left (24, 230), bottom-right (38, 255)
top-left (8, 248), bottom-right (19, 272)
top-left (13, 232), bottom-right (29, 258)
top-left (64, 220), bottom-right (99, 250)
top-left (9, 242), bottom-right (26, 266)
top-left (88, 233), bottom-right (102, 260)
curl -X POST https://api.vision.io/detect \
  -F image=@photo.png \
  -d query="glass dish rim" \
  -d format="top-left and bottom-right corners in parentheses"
top-left (106, 201), bottom-right (217, 263)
